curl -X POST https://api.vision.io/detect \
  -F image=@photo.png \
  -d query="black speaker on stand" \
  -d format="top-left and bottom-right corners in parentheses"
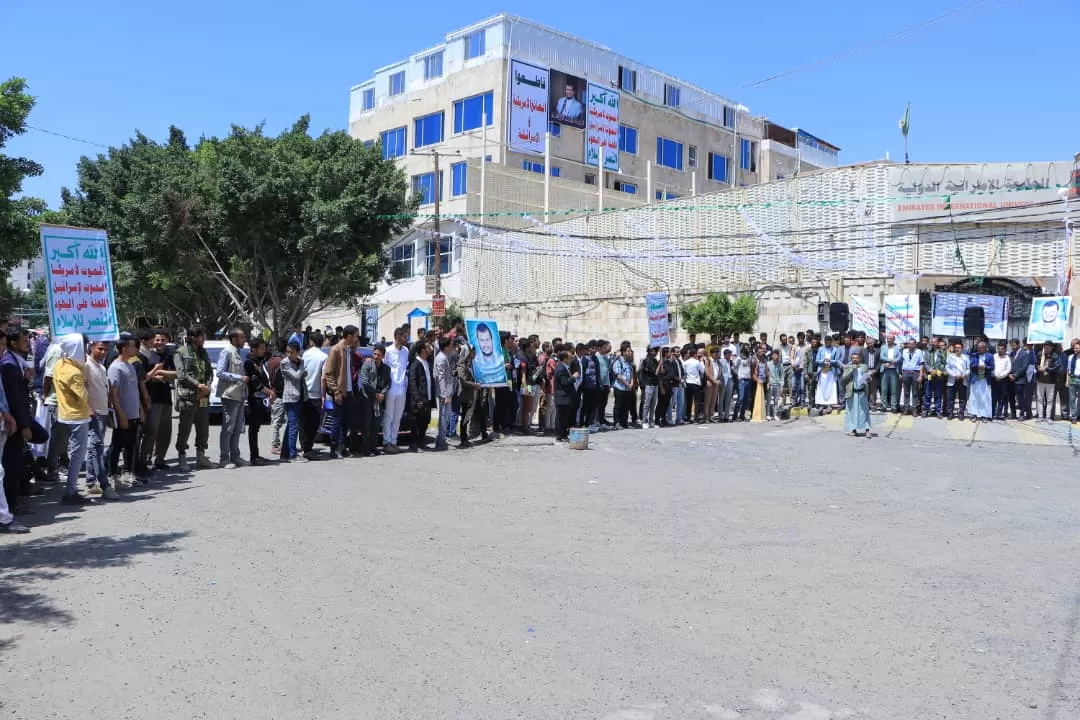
top-left (829, 302), bottom-right (850, 333)
top-left (963, 306), bottom-right (985, 338)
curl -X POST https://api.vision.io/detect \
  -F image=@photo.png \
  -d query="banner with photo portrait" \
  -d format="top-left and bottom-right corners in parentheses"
top-left (548, 69), bottom-right (587, 129)
top-left (466, 319), bottom-right (508, 387)
top-left (1027, 296), bottom-right (1070, 344)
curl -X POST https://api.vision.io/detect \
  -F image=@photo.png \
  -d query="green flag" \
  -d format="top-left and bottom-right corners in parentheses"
top-left (899, 102), bottom-right (911, 138)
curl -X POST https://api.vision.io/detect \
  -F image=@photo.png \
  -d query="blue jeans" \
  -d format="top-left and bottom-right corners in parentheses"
top-left (87, 414), bottom-right (109, 489)
top-left (219, 398), bottom-right (245, 465)
top-left (436, 398), bottom-right (453, 446)
top-left (923, 376), bottom-right (944, 414)
top-left (792, 368), bottom-right (804, 405)
top-left (736, 378), bottom-right (753, 419)
top-left (671, 386), bottom-right (685, 424)
top-left (65, 422), bottom-right (89, 495)
top-left (283, 402), bottom-right (301, 459)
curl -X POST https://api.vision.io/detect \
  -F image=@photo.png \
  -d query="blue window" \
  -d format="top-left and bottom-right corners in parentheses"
top-left (413, 111), bottom-right (444, 148)
top-left (390, 243), bottom-right (414, 279)
top-left (656, 136), bottom-right (683, 170)
top-left (522, 161), bottom-right (560, 177)
top-left (663, 83), bottom-right (680, 108)
top-left (740, 139), bottom-right (756, 171)
top-left (361, 88), bottom-right (375, 111)
top-left (451, 162), bottom-right (467, 196)
top-left (549, 122), bottom-right (561, 137)
top-left (723, 106), bottom-right (736, 128)
top-left (708, 152), bottom-right (728, 182)
top-left (426, 237), bottom-right (452, 275)
top-left (389, 70), bottom-right (405, 96)
top-left (412, 171), bottom-right (443, 205)
top-left (423, 51), bottom-right (443, 80)
top-left (618, 125), bottom-right (637, 154)
top-left (464, 30), bottom-right (485, 60)
top-left (614, 181), bottom-right (637, 195)
top-left (380, 126), bottom-right (407, 159)
top-left (453, 91), bottom-right (494, 133)
top-left (655, 191), bottom-right (678, 200)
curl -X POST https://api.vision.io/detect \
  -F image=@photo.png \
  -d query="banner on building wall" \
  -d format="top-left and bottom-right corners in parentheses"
top-left (1027, 296), bottom-right (1071, 344)
top-left (466, 319), bottom-right (509, 387)
top-left (883, 294), bottom-right (919, 343)
top-left (645, 292), bottom-right (670, 347)
top-left (507, 59), bottom-right (549, 155)
top-left (584, 83), bottom-right (619, 172)
top-left (548, 69), bottom-right (587, 129)
top-left (849, 296), bottom-right (880, 339)
top-left (931, 292), bottom-right (1008, 339)
top-left (41, 224), bottom-right (119, 342)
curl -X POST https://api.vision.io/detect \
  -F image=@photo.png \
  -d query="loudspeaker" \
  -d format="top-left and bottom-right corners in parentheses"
top-left (829, 302), bottom-right (850, 333)
top-left (963, 306), bottom-right (985, 337)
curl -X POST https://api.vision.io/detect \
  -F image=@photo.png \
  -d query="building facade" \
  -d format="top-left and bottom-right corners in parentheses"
top-left (341, 14), bottom-right (838, 338)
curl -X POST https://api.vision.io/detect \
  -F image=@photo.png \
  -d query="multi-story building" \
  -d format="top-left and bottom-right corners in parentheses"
top-left (341, 14), bottom-right (838, 339)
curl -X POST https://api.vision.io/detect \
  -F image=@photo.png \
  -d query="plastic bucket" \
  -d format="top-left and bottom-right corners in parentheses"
top-left (568, 428), bottom-right (590, 450)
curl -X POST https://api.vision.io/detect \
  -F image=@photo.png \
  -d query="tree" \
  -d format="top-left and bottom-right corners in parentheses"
top-left (63, 117), bottom-right (414, 337)
top-left (0, 77), bottom-right (47, 273)
top-left (681, 292), bottom-right (758, 342)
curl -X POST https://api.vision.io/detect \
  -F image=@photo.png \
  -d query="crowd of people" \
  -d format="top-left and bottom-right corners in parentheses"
top-left (2, 314), bottom-right (1079, 535)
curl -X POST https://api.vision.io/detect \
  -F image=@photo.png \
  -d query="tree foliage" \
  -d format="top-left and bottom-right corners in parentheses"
top-left (0, 77), bottom-right (47, 273)
top-left (63, 117), bottom-right (414, 336)
top-left (681, 292), bottom-right (758, 341)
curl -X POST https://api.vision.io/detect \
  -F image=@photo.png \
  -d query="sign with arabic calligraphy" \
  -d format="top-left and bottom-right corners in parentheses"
top-left (40, 224), bottom-right (120, 342)
top-left (645, 292), bottom-right (670, 348)
top-left (848, 296), bottom-right (880, 340)
top-left (548, 70), bottom-right (587, 130)
top-left (507, 59), bottom-right (548, 155)
top-left (585, 83), bottom-right (619, 172)
top-left (883, 294), bottom-right (919, 343)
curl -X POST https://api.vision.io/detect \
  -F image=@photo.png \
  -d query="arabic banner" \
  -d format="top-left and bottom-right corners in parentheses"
top-left (931, 292), bottom-right (1008, 339)
top-left (41, 224), bottom-right (119, 342)
top-left (1027, 296), bottom-right (1070, 344)
top-left (548, 69), bottom-right (587, 129)
top-left (883, 294), bottom-right (919, 343)
top-left (849, 296), bottom-right (880, 339)
top-left (585, 83), bottom-right (619, 172)
top-left (645, 292), bottom-right (670, 348)
top-left (507, 59), bottom-right (548, 155)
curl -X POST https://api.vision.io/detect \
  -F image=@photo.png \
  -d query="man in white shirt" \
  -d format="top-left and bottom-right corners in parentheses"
top-left (382, 327), bottom-right (410, 454)
top-left (944, 340), bottom-right (970, 419)
top-left (991, 341), bottom-right (1012, 420)
top-left (554, 82), bottom-right (583, 123)
top-left (300, 331), bottom-right (327, 459)
top-left (84, 341), bottom-right (120, 500)
top-left (683, 348), bottom-right (705, 423)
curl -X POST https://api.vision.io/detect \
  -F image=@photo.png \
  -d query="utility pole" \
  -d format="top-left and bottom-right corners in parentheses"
top-left (411, 147), bottom-right (460, 313)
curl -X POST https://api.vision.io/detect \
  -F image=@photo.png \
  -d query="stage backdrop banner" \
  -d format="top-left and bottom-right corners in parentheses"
top-left (465, 319), bottom-right (508, 387)
top-left (849, 297), bottom-right (880, 339)
top-left (645, 293), bottom-right (669, 347)
top-left (1027, 296), bottom-right (1071, 344)
top-left (41, 224), bottom-right (120, 342)
top-left (931, 292), bottom-right (1008, 338)
top-left (507, 59), bottom-right (549, 155)
top-left (584, 83), bottom-right (619, 172)
top-left (884, 294), bottom-right (919, 343)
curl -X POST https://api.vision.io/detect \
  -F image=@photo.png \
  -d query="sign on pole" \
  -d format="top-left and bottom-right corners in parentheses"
top-left (432, 294), bottom-right (446, 317)
top-left (41, 224), bottom-right (119, 342)
top-left (645, 292), bottom-right (670, 347)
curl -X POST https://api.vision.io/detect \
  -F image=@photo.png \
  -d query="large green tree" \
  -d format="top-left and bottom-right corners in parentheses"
top-left (0, 77), bottom-right (47, 273)
top-left (681, 292), bottom-right (759, 342)
top-left (63, 117), bottom-right (413, 335)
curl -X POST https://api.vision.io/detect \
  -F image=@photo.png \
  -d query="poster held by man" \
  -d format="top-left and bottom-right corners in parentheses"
top-left (40, 224), bottom-right (120, 342)
top-left (466, 319), bottom-right (508, 387)
top-left (1027, 296), bottom-right (1070, 344)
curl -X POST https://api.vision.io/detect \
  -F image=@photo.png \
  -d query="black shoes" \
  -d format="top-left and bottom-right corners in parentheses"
top-left (61, 494), bottom-right (94, 506)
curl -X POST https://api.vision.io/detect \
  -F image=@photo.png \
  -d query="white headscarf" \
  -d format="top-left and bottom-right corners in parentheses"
top-left (59, 333), bottom-right (86, 364)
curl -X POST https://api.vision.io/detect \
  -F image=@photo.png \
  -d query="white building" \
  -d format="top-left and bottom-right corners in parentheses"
top-left (339, 14), bottom-right (838, 340)
top-left (7, 255), bottom-right (45, 293)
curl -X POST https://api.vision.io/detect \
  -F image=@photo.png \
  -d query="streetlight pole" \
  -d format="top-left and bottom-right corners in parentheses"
top-left (411, 147), bottom-right (460, 308)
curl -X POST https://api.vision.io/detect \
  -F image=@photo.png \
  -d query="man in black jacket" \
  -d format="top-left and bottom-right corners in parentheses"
top-left (1, 329), bottom-right (35, 521)
top-left (553, 350), bottom-right (578, 442)
top-left (358, 346), bottom-right (391, 457)
top-left (407, 342), bottom-right (435, 452)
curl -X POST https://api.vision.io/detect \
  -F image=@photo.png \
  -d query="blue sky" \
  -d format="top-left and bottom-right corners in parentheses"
top-left (3, 0), bottom-right (1075, 207)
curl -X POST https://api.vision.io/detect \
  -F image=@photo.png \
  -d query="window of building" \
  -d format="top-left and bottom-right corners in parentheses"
top-left (618, 65), bottom-right (637, 92)
top-left (361, 139), bottom-right (375, 148)
top-left (390, 243), bottom-right (414, 279)
top-left (584, 173), bottom-right (596, 185)
top-left (656, 136), bottom-right (684, 170)
top-left (451, 162), bottom-right (468, 197)
top-left (453, 91), bottom-right (494, 133)
top-left (413, 111), bottom-right (444, 149)
top-left (522, 160), bottom-right (560, 177)
top-left (723, 106), bottom-right (736, 128)
top-left (618, 125), bottom-right (637, 154)
top-left (614, 181), bottom-right (637, 195)
top-left (688, 145), bottom-right (698, 169)
top-left (663, 83), bottom-right (681, 108)
top-left (655, 191), bottom-right (679, 200)
top-left (423, 51), bottom-right (443, 80)
top-left (380, 126), bottom-right (407, 159)
top-left (411, 171), bottom-right (443, 205)
top-left (464, 30), bottom-right (485, 60)
top-left (389, 70), bottom-right (406, 96)
top-left (426, 236), bottom-right (453, 275)
top-left (740, 139), bottom-right (757, 171)
top-left (361, 88), bottom-right (375, 111)
top-left (549, 122), bottom-right (561, 137)
top-left (707, 152), bottom-right (728, 182)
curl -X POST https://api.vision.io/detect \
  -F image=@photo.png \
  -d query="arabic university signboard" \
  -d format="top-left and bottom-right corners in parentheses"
top-left (849, 296), bottom-right (880, 339)
top-left (931, 292), bottom-right (1008, 339)
top-left (883, 294), bottom-right (919, 343)
top-left (41, 224), bottom-right (120, 342)
top-left (585, 83), bottom-right (619, 172)
top-left (507, 59), bottom-right (548, 155)
top-left (888, 162), bottom-right (1071, 223)
top-left (645, 292), bottom-right (669, 347)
